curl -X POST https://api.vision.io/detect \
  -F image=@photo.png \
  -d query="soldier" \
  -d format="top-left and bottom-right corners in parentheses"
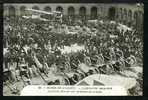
top-left (126, 55), bottom-right (136, 67)
top-left (109, 47), bottom-right (116, 61)
top-left (50, 63), bottom-right (58, 74)
top-left (95, 54), bottom-right (104, 66)
top-left (42, 59), bottom-right (50, 76)
top-left (115, 48), bottom-right (124, 60)
top-left (64, 61), bottom-right (71, 72)
top-left (19, 58), bottom-right (30, 79)
top-left (83, 54), bottom-right (92, 66)
top-left (8, 59), bottom-right (17, 82)
top-left (31, 64), bottom-right (38, 76)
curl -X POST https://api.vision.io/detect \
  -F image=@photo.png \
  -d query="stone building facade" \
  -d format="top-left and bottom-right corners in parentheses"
top-left (3, 3), bottom-right (143, 31)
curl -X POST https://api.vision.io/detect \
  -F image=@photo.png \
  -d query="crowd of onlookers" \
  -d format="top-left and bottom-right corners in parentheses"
top-left (3, 15), bottom-right (143, 86)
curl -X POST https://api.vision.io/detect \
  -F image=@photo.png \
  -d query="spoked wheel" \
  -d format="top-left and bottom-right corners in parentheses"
top-left (76, 70), bottom-right (86, 79)
top-left (74, 72), bottom-right (83, 82)
top-left (64, 77), bottom-right (71, 85)
top-left (106, 64), bottom-right (115, 74)
top-left (84, 56), bottom-right (91, 66)
top-left (94, 67), bottom-right (101, 74)
top-left (95, 54), bottom-right (104, 65)
top-left (118, 59), bottom-right (126, 71)
top-left (97, 65), bottom-right (107, 74)
top-left (127, 55), bottom-right (137, 65)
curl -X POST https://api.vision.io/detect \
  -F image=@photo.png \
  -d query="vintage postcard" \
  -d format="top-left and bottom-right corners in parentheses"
top-left (3, 3), bottom-right (143, 96)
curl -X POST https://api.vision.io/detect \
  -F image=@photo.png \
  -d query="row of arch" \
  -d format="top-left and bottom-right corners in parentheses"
top-left (116, 7), bottom-right (143, 29)
top-left (7, 5), bottom-right (143, 20)
top-left (117, 8), bottom-right (140, 21)
top-left (6, 5), bottom-right (143, 31)
top-left (7, 5), bottom-right (98, 19)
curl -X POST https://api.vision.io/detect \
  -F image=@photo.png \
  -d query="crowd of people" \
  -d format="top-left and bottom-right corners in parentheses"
top-left (3, 15), bottom-right (143, 88)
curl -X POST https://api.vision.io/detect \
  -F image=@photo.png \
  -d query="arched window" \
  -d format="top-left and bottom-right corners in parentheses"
top-left (138, 11), bottom-right (143, 32)
top-left (8, 6), bottom-right (15, 17)
top-left (124, 9), bottom-right (127, 20)
top-left (123, 9), bottom-right (127, 25)
top-left (134, 11), bottom-right (138, 20)
top-left (120, 8), bottom-right (123, 19)
top-left (91, 7), bottom-right (97, 19)
top-left (79, 7), bottom-right (86, 16)
top-left (20, 6), bottom-right (26, 16)
top-left (56, 6), bottom-right (63, 13)
top-left (108, 7), bottom-right (116, 20)
top-left (128, 10), bottom-right (132, 20)
top-left (134, 11), bottom-right (138, 29)
top-left (42, 6), bottom-right (52, 20)
top-left (139, 11), bottom-right (143, 23)
top-left (68, 6), bottom-right (75, 16)
top-left (44, 6), bottom-right (51, 12)
top-left (118, 8), bottom-right (123, 23)
top-left (32, 6), bottom-right (40, 10)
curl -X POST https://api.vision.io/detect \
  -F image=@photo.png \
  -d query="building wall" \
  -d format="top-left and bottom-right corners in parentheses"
top-left (4, 3), bottom-right (103, 16)
top-left (3, 3), bottom-right (144, 31)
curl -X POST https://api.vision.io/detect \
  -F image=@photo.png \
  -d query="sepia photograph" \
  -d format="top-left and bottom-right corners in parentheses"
top-left (3, 3), bottom-right (143, 96)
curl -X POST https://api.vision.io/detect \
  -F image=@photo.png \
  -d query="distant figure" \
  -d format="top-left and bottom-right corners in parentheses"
top-left (8, 60), bottom-right (17, 82)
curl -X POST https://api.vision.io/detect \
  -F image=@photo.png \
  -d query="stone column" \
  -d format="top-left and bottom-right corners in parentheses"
top-left (15, 5), bottom-right (20, 17)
